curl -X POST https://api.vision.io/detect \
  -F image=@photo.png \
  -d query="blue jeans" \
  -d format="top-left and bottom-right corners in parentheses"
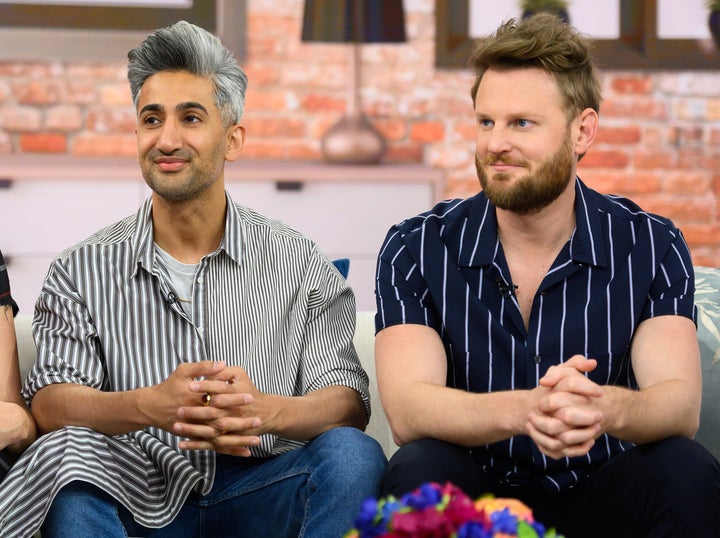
top-left (41, 427), bottom-right (386, 537)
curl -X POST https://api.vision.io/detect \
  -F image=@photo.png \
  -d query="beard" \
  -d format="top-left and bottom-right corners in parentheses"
top-left (475, 132), bottom-right (575, 215)
top-left (141, 147), bottom-right (226, 203)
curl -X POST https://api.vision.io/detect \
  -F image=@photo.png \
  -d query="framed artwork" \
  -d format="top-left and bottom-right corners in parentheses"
top-left (436, 0), bottom-right (720, 69)
top-left (0, 0), bottom-right (245, 61)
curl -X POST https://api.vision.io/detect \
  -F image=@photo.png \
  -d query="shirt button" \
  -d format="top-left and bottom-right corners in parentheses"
top-left (533, 355), bottom-right (542, 364)
top-left (197, 276), bottom-right (204, 284)
top-left (198, 327), bottom-right (204, 335)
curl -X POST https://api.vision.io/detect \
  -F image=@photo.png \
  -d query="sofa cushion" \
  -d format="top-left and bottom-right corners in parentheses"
top-left (694, 266), bottom-right (720, 459)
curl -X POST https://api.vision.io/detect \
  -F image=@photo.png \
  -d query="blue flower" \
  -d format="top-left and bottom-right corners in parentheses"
top-left (457, 521), bottom-right (493, 538)
top-left (490, 507), bottom-right (519, 533)
top-left (401, 482), bottom-right (443, 510)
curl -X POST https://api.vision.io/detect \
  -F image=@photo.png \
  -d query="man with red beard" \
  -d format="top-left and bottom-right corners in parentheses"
top-left (374, 13), bottom-right (720, 537)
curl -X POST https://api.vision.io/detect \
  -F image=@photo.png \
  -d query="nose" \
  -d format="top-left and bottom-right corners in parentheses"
top-left (482, 126), bottom-right (512, 155)
top-left (156, 119), bottom-right (182, 153)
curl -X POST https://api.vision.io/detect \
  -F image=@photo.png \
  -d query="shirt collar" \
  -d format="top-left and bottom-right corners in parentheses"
top-left (130, 191), bottom-right (244, 278)
top-left (460, 177), bottom-right (607, 269)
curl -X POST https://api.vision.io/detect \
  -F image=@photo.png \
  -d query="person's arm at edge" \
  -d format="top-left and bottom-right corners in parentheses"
top-left (0, 305), bottom-right (36, 454)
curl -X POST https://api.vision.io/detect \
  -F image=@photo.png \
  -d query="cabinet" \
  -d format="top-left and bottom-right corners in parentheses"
top-left (1, 156), bottom-right (445, 314)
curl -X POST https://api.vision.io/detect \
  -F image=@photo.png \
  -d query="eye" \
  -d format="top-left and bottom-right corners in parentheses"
top-left (184, 113), bottom-right (203, 124)
top-left (514, 119), bottom-right (533, 128)
top-left (477, 118), bottom-right (493, 128)
top-left (142, 115), bottom-right (161, 126)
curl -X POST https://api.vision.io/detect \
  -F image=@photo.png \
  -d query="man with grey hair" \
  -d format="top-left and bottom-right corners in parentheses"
top-left (0, 20), bottom-right (385, 537)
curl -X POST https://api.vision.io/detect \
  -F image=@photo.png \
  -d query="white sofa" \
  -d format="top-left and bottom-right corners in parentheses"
top-left (13, 312), bottom-right (399, 458)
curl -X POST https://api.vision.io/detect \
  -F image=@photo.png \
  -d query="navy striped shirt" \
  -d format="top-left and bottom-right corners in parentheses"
top-left (0, 192), bottom-right (368, 535)
top-left (375, 178), bottom-right (696, 492)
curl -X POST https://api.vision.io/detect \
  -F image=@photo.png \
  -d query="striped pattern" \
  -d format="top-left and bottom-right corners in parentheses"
top-left (0, 193), bottom-right (368, 536)
top-left (375, 177), bottom-right (695, 493)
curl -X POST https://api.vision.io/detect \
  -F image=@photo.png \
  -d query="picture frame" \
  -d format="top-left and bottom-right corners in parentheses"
top-left (0, 0), bottom-right (246, 61)
top-left (436, 0), bottom-right (719, 70)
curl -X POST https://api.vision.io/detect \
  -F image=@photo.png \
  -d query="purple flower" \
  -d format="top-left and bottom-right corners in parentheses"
top-left (401, 482), bottom-right (443, 510)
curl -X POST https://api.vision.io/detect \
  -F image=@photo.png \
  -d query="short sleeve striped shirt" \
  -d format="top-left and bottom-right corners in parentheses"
top-left (0, 192), bottom-right (368, 535)
top-left (375, 178), bottom-right (695, 493)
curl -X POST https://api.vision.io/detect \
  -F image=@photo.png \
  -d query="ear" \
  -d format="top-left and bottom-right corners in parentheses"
top-left (225, 124), bottom-right (245, 162)
top-left (573, 108), bottom-right (598, 158)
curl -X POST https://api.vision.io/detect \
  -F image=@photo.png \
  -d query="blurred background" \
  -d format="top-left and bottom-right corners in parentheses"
top-left (1, 0), bottom-right (719, 313)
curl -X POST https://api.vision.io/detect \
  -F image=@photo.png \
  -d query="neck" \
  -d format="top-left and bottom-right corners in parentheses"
top-left (151, 184), bottom-right (227, 264)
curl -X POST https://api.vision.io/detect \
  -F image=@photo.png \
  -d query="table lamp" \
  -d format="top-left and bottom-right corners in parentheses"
top-left (301, 0), bottom-right (406, 164)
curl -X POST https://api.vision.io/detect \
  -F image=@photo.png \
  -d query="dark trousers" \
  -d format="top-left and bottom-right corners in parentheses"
top-left (383, 437), bottom-right (720, 537)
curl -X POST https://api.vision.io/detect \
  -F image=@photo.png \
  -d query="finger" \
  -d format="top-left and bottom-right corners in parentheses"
top-left (179, 434), bottom-right (261, 454)
top-left (538, 392), bottom-right (593, 414)
top-left (539, 357), bottom-right (597, 387)
top-left (527, 421), bottom-right (596, 460)
top-left (552, 405), bottom-right (603, 429)
top-left (527, 410), bottom-right (571, 438)
top-left (177, 360), bottom-right (226, 379)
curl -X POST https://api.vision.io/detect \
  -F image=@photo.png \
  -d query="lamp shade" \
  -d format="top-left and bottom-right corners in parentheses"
top-left (302, 0), bottom-right (406, 43)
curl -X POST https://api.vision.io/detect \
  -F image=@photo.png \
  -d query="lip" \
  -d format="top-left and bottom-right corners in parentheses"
top-left (154, 157), bottom-right (188, 172)
top-left (489, 162), bottom-right (523, 173)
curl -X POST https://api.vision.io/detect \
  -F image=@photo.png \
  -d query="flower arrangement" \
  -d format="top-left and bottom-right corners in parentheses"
top-left (344, 482), bottom-right (563, 538)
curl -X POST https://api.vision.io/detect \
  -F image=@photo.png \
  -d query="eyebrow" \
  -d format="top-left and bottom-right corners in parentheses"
top-left (138, 101), bottom-right (210, 116)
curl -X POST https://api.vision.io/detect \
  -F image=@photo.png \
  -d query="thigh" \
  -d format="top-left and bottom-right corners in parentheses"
top-left (382, 438), bottom-right (500, 498)
top-left (205, 427), bottom-right (386, 538)
top-left (41, 481), bottom-right (128, 538)
top-left (547, 437), bottom-right (720, 538)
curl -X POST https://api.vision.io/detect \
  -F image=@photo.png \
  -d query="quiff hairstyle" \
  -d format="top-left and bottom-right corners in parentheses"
top-left (127, 20), bottom-right (248, 127)
top-left (469, 13), bottom-right (601, 121)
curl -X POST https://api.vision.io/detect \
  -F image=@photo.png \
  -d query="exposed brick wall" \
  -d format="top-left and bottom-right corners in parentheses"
top-left (1, 0), bottom-right (719, 265)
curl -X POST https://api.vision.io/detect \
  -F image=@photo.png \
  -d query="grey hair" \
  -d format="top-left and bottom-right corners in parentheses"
top-left (127, 20), bottom-right (248, 126)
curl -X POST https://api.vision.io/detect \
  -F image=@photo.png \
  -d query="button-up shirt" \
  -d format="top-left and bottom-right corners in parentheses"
top-left (0, 192), bottom-right (368, 535)
top-left (375, 178), bottom-right (695, 492)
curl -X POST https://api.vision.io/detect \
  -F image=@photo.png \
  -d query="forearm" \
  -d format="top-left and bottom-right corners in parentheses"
top-left (385, 382), bottom-right (536, 447)
top-left (260, 385), bottom-right (367, 441)
top-left (603, 381), bottom-right (700, 444)
top-left (0, 403), bottom-right (36, 454)
top-left (31, 383), bottom-right (156, 436)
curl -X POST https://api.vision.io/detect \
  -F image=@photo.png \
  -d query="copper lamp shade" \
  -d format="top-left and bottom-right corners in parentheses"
top-left (302, 0), bottom-right (406, 164)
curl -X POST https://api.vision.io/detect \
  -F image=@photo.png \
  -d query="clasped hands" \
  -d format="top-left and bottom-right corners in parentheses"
top-left (526, 355), bottom-right (605, 460)
top-left (153, 360), bottom-right (263, 457)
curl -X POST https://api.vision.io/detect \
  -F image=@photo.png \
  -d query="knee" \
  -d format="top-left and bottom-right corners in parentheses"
top-left (309, 427), bottom-right (387, 490)
top-left (640, 437), bottom-right (720, 493)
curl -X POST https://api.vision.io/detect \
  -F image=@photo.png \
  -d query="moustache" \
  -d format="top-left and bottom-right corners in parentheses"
top-left (477, 153), bottom-right (528, 168)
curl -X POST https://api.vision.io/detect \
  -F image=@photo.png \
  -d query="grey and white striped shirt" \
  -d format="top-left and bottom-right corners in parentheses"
top-left (0, 192), bottom-right (368, 536)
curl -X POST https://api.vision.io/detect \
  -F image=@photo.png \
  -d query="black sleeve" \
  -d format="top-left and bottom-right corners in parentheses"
top-left (0, 250), bottom-right (19, 317)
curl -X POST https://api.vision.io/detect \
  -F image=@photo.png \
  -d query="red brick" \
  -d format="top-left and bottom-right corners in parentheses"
top-left (13, 80), bottom-right (62, 105)
top-left (578, 149), bottom-right (630, 168)
top-left (455, 122), bottom-right (476, 141)
top-left (632, 196), bottom-right (713, 222)
top-left (663, 172), bottom-right (711, 195)
top-left (0, 107), bottom-right (42, 132)
top-left (72, 134), bottom-right (137, 157)
top-left (410, 121), bottom-right (445, 143)
top-left (242, 117), bottom-right (305, 138)
top-left (579, 171), bottom-right (661, 195)
top-left (689, 247), bottom-right (718, 267)
top-left (46, 106), bottom-right (84, 132)
top-left (301, 94), bottom-right (346, 113)
top-left (375, 118), bottom-right (408, 141)
top-left (285, 142), bottom-right (322, 160)
top-left (239, 139), bottom-right (285, 159)
top-left (609, 75), bottom-right (653, 94)
top-left (86, 108), bottom-right (136, 134)
top-left (244, 91), bottom-right (289, 112)
top-left (633, 151), bottom-right (675, 169)
top-left (594, 126), bottom-right (641, 145)
top-left (601, 98), bottom-right (668, 120)
top-left (682, 224), bottom-right (720, 247)
top-left (383, 143), bottom-right (423, 163)
top-left (19, 133), bottom-right (67, 153)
